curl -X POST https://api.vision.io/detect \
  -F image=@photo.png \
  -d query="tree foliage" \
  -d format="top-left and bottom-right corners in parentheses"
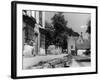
top-left (51, 12), bottom-right (68, 35)
top-left (51, 13), bottom-right (68, 47)
top-left (45, 21), bottom-right (55, 48)
top-left (45, 12), bottom-right (79, 49)
top-left (86, 20), bottom-right (91, 34)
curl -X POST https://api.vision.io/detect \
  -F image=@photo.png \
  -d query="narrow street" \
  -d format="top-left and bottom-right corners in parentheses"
top-left (70, 59), bottom-right (91, 67)
top-left (23, 54), bottom-right (91, 69)
top-left (23, 54), bottom-right (67, 69)
top-left (70, 55), bottom-right (91, 67)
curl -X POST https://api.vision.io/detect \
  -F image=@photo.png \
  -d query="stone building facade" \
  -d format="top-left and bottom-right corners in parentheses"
top-left (23, 10), bottom-right (46, 56)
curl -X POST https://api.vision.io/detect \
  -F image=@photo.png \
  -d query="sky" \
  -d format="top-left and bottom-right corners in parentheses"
top-left (45, 11), bottom-right (91, 35)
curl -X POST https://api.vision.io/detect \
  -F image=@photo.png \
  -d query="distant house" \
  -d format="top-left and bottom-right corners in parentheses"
top-left (67, 36), bottom-right (78, 55)
top-left (76, 33), bottom-right (91, 55)
top-left (68, 36), bottom-right (75, 53)
top-left (76, 38), bottom-right (90, 50)
top-left (67, 32), bottom-right (91, 55)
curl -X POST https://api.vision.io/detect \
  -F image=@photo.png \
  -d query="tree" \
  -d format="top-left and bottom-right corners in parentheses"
top-left (51, 12), bottom-right (68, 49)
top-left (51, 12), bottom-right (68, 36)
top-left (45, 21), bottom-right (55, 48)
top-left (45, 12), bottom-right (79, 51)
top-left (86, 20), bottom-right (91, 34)
top-left (51, 12), bottom-right (79, 49)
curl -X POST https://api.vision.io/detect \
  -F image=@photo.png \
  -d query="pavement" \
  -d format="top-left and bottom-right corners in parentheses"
top-left (70, 59), bottom-right (91, 67)
top-left (23, 54), bottom-right (67, 69)
top-left (23, 54), bottom-right (91, 69)
top-left (71, 55), bottom-right (91, 67)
